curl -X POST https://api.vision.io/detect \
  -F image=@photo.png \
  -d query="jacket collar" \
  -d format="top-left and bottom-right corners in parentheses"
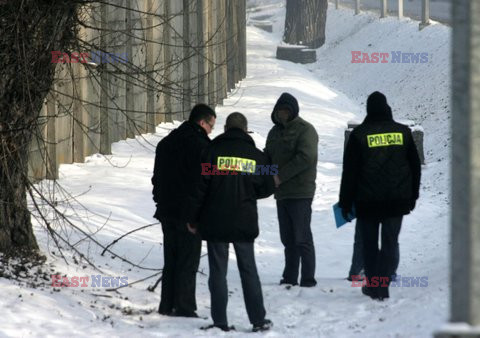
top-left (213, 128), bottom-right (255, 146)
top-left (180, 120), bottom-right (209, 138)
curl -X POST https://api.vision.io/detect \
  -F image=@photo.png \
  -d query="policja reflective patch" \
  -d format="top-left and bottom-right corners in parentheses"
top-left (217, 156), bottom-right (256, 173)
top-left (367, 133), bottom-right (403, 148)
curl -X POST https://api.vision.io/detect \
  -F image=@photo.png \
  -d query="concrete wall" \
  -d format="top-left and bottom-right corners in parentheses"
top-left (28, 0), bottom-right (247, 180)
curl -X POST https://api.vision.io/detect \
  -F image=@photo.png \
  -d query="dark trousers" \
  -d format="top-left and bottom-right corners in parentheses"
top-left (358, 216), bottom-right (403, 297)
top-left (207, 241), bottom-right (266, 326)
top-left (159, 222), bottom-right (202, 314)
top-left (349, 220), bottom-right (400, 277)
top-left (277, 198), bottom-right (316, 285)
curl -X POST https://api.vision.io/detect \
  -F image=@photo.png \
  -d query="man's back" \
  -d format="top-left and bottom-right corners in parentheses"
top-left (339, 94), bottom-right (421, 218)
top-left (189, 128), bottom-right (274, 243)
top-left (152, 121), bottom-right (210, 223)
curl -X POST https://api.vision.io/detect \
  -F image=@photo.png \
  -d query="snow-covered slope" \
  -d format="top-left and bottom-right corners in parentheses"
top-left (0, 4), bottom-right (450, 337)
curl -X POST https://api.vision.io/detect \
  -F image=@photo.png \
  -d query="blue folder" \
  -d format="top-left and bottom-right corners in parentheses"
top-left (333, 202), bottom-right (356, 228)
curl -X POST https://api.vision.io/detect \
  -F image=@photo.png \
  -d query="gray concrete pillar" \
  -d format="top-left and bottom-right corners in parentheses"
top-left (163, 0), bottom-right (173, 122)
top-left (99, 1), bottom-right (111, 154)
top-left (125, 0), bottom-right (135, 138)
top-left (435, 0), bottom-right (480, 336)
top-left (381, 0), bottom-right (387, 18)
top-left (73, 63), bottom-right (84, 163)
top-left (145, 0), bottom-right (156, 133)
top-left (46, 94), bottom-right (57, 179)
top-left (182, 0), bottom-right (192, 120)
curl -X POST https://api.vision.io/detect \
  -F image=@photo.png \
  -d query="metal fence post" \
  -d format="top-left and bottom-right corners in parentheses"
top-left (380, 0), bottom-right (387, 18)
top-left (419, 0), bottom-right (430, 29)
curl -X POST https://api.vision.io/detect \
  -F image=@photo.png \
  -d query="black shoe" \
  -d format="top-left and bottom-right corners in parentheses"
top-left (252, 319), bottom-right (273, 332)
top-left (347, 270), bottom-right (365, 282)
top-left (201, 324), bottom-right (235, 332)
top-left (361, 286), bottom-right (378, 300)
top-left (158, 307), bottom-right (174, 316)
top-left (171, 309), bottom-right (199, 318)
top-left (300, 279), bottom-right (317, 287)
top-left (377, 286), bottom-right (389, 300)
top-left (280, 279), bottom-right (298, 286)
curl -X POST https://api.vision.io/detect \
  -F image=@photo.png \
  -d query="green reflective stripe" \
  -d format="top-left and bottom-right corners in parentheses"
top-left (217, 156), bottom-right (256, 173)
top-left (367, 133), bottom-right (403, 148)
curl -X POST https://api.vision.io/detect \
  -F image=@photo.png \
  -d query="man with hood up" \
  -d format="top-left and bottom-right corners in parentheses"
top-left (265, 92), bottom-right (319, 287)
top-left (339, 91), bottom-right (421, 300)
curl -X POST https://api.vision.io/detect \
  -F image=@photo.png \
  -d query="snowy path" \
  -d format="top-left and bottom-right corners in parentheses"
top-left (1, 6), bottom-right (450, 338)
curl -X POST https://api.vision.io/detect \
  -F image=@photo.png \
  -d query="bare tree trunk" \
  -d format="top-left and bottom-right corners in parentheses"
top-left (284, 0), bottom-right (328, 48)
top-left (0, 1), bottom-right (78, 255)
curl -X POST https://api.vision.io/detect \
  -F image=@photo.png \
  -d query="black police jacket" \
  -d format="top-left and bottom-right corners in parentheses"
top-left (187, 128), bottom-right (275, 242)
top-left (339, 113), bottom-right (421, 218)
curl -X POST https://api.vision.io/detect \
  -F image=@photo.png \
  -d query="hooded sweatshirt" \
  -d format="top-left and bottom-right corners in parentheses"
top-left (265, 92), bottom-right (319, 200)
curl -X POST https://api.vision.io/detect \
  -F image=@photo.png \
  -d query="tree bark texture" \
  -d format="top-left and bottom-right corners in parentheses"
top-left (284, 0), bottom-right (328, 48)
top-left (0, 0), bottom-right (78, 254)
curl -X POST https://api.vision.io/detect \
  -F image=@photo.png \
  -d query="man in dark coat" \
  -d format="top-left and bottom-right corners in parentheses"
top-left (265, 92), bottom-right (319, 287)
top-left (152, 103), bottom-right (216, 317)
top-left (339, 91), bottom-right (421, 300)
top-left (187, 112), bottom-right (274, 332)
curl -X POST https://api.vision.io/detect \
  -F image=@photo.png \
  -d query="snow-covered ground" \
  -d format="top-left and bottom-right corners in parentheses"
top-left (1, 4), bottom-right (450, 337)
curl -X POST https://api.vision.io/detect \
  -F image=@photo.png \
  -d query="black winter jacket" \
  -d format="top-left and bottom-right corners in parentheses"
top-left (187, 128), bottom-right (275, 242)
top-left (339, 112), bottom-right (421, 218)
top-left (152, 121), bottom-right (210, 225)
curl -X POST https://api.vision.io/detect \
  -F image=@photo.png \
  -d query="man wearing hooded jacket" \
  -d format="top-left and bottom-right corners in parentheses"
top-left (339, 91), bottom-right (421, 300)
top-left (265, 92), bottom-right (319, 287)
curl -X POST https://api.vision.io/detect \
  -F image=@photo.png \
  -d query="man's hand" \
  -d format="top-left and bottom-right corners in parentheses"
top-left (409, 199), bottom-right (416, 211)
top-left (341, 208), bottom-right (352, 222)
top-left (273, 175), bottom-right (281, 188)
top-left (187, 223), bottom-right (197, 234)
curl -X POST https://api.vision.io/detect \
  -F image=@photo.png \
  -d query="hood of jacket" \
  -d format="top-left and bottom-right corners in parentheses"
top-left (271, 92), bottom-right (299, 125)
top-left (363, 91), bottom-right (393, 123)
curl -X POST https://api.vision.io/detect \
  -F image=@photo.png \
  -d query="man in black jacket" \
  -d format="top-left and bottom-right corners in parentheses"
top-left (152, 103), bottom-right (216, 317)
top-left (339, 91), bottom-right (421, 300)
top-left (187, 112), bottom-right (274, 332)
